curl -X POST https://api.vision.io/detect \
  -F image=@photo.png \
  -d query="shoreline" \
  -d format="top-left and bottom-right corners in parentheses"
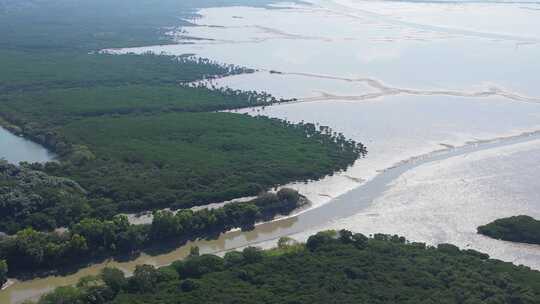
top-left (1, 279), bottom-right (16, 291)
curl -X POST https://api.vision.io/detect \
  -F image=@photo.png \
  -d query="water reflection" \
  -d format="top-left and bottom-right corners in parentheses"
top-left (310, 138), bottom-right (540, 270)
top-left (0, 127), bottom-right (54, 164)
top-left (110, 0), bottom-right (540, 95)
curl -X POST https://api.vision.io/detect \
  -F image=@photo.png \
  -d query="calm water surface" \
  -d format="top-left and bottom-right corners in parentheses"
top-left (0, 127), bottom-right (54, 164)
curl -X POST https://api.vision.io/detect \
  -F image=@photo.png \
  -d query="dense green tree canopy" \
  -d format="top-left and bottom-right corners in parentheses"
top-left (0, 0), bottom-right (365, 240)
top-left (0, 259), bottom-right (7, 288)
top-left (478, 215), bottom-right (540, 245)
top-left (0, 22), bottom-right (364, 229)
top-left (34, 230), bottom-right (540, 304)
top-left (0, 0), bottom-right (364, 282)
top-left (0, 189), bottom-right (305, 278)
top-left (101, 268), bottom-right (127, 294)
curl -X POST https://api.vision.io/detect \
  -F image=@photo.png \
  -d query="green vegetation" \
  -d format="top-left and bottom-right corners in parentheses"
top-left (0, 0), bottom-right (365, 281)
top-left (0, 59), bottom-right (364, 225)
top-left (0, 160), bottom-right (92, 233)
top-left (0, 189), bottom-right (305, 276)
top-left (0, 259), bottom-right (7, 288)
top-left (0, 111), bottom-right (362, 232)
top-left (478, 215), bottom-right (540, 245)
top-left (34, 230), bottom-right (540, 304)
top-left (0, 81), bottom-right (295, 156)
top-left (0, 51), bottom-right (254, 93)
top-left (0, 0), bottom-right (365, 224)
top-left (0, 0), bottom-right (281, 51)
top-left (49, 113), bottom-right (361, 211)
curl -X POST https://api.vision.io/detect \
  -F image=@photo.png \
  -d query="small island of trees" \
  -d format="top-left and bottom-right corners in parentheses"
top-left (478, 215), bottom-right (540, 245)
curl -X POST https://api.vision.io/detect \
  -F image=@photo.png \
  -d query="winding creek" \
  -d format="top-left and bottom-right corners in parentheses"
top-left (3, 0), bottom-right (540, 302)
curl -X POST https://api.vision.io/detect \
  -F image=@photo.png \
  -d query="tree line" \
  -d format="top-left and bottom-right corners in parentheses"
top-left (0, 188), bottom-right (304, 279)
top-left (32, 229), bottom-right (540, 304)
